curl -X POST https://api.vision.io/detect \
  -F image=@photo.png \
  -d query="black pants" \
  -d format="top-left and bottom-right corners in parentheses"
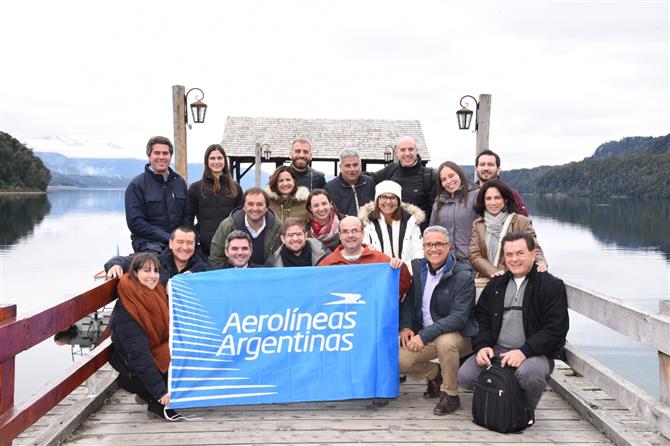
top-left (116, 372), bottom-right (168, 404)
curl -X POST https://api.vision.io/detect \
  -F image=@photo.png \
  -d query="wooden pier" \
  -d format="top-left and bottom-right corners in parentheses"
top-left (2, 281), bottom-right (669, 446)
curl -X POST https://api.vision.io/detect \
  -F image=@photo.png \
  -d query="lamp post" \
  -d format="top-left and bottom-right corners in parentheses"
top-left (254, 143), bottom-right (271, 187)
top-left (384, 145), bottom-right (394, 164)
top-left (172, 85), bottom-right (208, 182)
top-left (456, 93), bottom-right (491, 161)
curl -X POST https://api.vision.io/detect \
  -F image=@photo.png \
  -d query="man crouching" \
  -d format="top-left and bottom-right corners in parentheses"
top-left (399, 226), bottom-right (478, 415)
top-left (457, 232), bottom-right (569, 416)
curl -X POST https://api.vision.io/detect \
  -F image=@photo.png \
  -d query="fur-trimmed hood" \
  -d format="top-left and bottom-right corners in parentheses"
top-left (358, 200), bottom-right (426, 225)
top-left (264, 185), bottom-right (310, 202)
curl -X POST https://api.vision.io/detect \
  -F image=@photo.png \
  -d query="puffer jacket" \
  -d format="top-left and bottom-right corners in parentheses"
top-left (359, 201), bottom-right (425, 268)
top-left (188, 176), bottom-right (243, 255)
top-left (125, 165), bottom-right (190, 253)
top-left (430, 185), bottom-right (479, 261)
top-left (265, 185), bottom-right (310, 223)
top-left (468, 213), bottom-right (547, 278)
top-left (400, 254), bottom-right (479, 343)
top-left (109, 298), bottom-right (167, 400)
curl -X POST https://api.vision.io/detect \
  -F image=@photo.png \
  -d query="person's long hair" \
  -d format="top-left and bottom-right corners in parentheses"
top-left (473, 179), bottom-right (518, 216)
top-left (268, 166), bottom-right (298, 197)
top-left (200, 144), bottom-right (238, 199)
top-left (435, 161), bottom-right (472, 214)
top-left (306, 188), bottom-right (339, 217)
top-left (127, 253), bottom-right (161, 285)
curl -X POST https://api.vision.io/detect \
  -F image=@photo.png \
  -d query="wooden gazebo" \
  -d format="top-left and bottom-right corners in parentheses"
top-left (220, 116), bottom-right (430, 181)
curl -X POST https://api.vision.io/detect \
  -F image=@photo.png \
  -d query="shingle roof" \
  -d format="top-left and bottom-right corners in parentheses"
top-left (221, 116), bottom-right (429, 161)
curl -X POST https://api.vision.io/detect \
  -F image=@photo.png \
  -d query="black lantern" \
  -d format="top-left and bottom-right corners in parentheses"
top-left (262, 144), bottom-right (271, 161)
top-left (185, 88), bottom-right (207, 129)
top-left (384, 145), bottom-right (394, 163)
top-left (456, 95), bottom-right (478, 130)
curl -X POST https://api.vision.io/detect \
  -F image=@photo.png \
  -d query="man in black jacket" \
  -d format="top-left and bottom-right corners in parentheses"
top-left (399, 226), bottom-right (478, 415)
top-left (325, 148), bottom-right (375, 216)
top-left (289, 138), bottom-right (326, 190)
top-left (372, 136), bottom-right (435, 230)
top-left (458, 232), bottom-right (569, 411)
top-left (125, 136), bottom-right (191, 253)
top-left (105, 226), bottom-right (207, 286)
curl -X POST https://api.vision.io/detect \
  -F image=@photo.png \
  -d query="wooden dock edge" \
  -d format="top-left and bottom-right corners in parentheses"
top-left (548, 362), bottom-right (666, 446)
top-left (18, 367), bottom-right (118, 446)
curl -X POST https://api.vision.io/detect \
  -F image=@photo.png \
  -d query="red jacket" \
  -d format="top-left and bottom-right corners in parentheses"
top-left (318, 244), bottom-right (412, 299)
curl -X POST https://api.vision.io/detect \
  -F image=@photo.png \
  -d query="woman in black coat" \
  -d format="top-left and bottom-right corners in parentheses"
top-left (109, 253), bottom-right (183, 421)
top-left (188, 144), bottom-right (243, 255)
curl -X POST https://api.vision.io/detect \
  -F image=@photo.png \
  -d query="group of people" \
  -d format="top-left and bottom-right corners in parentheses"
top-left (106, 134), bottom-right (568, 425)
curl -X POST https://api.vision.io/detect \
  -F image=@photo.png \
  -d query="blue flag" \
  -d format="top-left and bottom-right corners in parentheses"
top-left (167, 263), bottom-right (400, 409)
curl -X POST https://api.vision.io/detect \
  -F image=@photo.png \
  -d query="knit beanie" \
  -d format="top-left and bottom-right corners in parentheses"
top-left (375, 180), bottom-right (402, 201)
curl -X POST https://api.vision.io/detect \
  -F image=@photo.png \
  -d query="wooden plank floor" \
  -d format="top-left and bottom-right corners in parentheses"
top-left (59, 378), bottom-right (613, 446)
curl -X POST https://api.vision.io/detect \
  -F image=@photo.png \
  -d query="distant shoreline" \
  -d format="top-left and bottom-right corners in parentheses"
top-left (0, 190), bottom-right (47, 195)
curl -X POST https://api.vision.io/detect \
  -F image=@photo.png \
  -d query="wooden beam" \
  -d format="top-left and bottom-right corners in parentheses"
top-left (660, 300), bottom-right (670, 407)
top-left (0, 305), bottom-right (17, 415)
top-left (564, 343), bottom-right (670, 440)
top-left (566, 281), bottom-right (670, 355)
top-left (549, 362), bottom-right (655, 446)
top-left (0, 339), bottom-right (112, 446)
top-left (0, 279), bottom-right (117, 363)
top-left (172, 85), bottom-right (188, 182)
top-left (28, 367), bottom-right (118, 446)
top-left (475, 94), bottom-right (491, 157)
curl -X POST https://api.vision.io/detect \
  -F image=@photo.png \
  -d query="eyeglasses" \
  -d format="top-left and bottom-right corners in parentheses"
top-left (423, 242), bottom-right (449, 250)
top-left (284, 232), bottom-right (305, 238)
top-left (341, 228), bottom-right (362, 235)
top-left (378, 195), bottom-right (398, 202)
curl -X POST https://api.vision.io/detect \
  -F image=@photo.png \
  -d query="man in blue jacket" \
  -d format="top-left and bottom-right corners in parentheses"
top-left (399, 226), bottom-right (478, 415)
top-left (125, 136), bottom-right (191, 253)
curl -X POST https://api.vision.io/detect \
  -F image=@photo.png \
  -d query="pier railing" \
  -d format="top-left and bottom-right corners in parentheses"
top-left (0, 278), bottom-right (668, 444)
top-left (0, 279), bottom-right (117, 446)
top-left (562, 282), bottom-right (670, 440)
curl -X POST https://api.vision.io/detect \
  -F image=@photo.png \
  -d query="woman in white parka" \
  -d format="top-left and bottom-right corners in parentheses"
top-left (359, 180), bottom-right (425, 269)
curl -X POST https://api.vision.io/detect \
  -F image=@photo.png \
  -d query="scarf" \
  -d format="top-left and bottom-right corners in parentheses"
top-left (280, 242), bottom-right (313, 267)
top-left (117, 274), bottom-right (171, 373)
top-left (309, 213), bottom-right (340, 250)
top-left (484, 211), bottom-right (509, 266)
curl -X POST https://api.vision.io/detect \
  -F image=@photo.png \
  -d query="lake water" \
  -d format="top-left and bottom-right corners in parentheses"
top-left (0, 189), bottom-right (668, 403)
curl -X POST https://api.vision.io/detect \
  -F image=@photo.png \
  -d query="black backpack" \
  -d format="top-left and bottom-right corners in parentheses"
top-left (471, 357), bottom-right (535, 433)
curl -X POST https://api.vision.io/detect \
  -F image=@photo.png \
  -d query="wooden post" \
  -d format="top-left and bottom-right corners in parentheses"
top-left (0, 304), bottom-right (17, 415)
top-left (660, 300), bottom-right (670, 406)
top-left (254, 143), bottom-right (262, 188)
top-left (172, 85), bottom-right (188, 182)
top-left (475, 94), bottom-right (491, 159)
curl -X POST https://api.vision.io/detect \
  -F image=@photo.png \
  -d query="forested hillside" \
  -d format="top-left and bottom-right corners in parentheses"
top-left (0, 131), bottom-right (51, 191)
top-left (504, 134), bottom-right (670, 197)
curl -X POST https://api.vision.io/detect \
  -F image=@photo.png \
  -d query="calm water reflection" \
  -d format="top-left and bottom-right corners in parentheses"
top-left (0, 189), bottom-right (668, 402)
top-left (0, 194), bottom-right (51, 246)
top-left (528, 196), bottom-right (670, 259)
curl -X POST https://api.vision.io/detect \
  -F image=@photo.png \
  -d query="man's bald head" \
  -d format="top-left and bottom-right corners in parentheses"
top-left (396, 136), bottom-right (418, 167)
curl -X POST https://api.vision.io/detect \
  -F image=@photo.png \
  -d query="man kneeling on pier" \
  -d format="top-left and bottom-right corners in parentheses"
top-left (458, 232), bottom-right (569, 417)
top-left (399, 226), bottom-right (478, 415)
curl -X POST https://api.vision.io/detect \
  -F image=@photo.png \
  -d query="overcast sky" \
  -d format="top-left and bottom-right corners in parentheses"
top-left (1, 0), bottom-right (667, 169)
